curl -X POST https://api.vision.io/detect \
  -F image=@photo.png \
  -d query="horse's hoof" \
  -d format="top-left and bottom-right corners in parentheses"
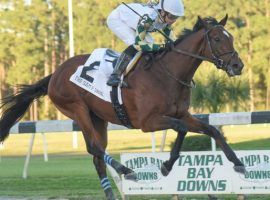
top-left (161, 163), bottom-right (170, 176)
top-left (234, 165), bottom-right (247, 175)
top-left (105, 188), bottom-right (116, 200)
top-left (124, 172), bottom-right (138, 181)
top-left (106, 194), bottom-right (116, 200)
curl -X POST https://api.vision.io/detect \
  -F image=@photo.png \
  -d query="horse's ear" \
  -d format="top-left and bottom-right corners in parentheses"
top-left (198, 16), bottom-right (210, 30)
top-left (219, 14), bottom-right (228, 26)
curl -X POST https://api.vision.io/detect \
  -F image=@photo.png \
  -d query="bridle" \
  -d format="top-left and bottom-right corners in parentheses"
top-left (160, 25), bottom-right (237, 88)
top-left (172, 25), bottom-right (236, 70)
top-left (204, 25), bottom-right (236, 70)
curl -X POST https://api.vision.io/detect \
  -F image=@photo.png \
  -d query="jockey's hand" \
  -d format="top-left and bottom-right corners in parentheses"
top-left (163, 40), bottom-right (174, 51)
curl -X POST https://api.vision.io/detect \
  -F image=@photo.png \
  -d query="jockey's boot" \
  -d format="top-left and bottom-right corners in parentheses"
top-left (107, 52), bottom-right (132, 87)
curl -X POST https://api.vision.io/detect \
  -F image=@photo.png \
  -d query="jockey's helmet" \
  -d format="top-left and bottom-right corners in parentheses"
top-left (159, 0), bottom-right (184, 19)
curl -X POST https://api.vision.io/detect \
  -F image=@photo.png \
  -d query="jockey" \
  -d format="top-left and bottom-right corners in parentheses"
top-left (106, 0), bottom-right (184, 86)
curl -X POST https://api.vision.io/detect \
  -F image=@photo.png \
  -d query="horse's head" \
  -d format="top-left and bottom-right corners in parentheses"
top-left (198, 15), bottom-right (244, 77)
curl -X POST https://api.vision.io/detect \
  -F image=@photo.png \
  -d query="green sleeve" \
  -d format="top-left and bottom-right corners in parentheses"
top-left (134, 18), bottom-right (162, 52)
top-left (163, 25), bottom-right (176, 41)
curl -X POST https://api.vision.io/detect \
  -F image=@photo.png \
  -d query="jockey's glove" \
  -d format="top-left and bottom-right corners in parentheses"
top-left (163, 41), bottom-right (175, 51)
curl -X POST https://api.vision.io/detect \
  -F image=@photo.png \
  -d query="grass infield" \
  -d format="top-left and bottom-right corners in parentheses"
top-left (0, 124), bottom-right (269, 199)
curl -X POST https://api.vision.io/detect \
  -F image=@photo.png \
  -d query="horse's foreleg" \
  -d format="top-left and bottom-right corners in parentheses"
top-left (141, 115), bottom-right (188, 133)
top-left (75, 107), bottom-right (137, 181)
top-left (161, 131), bottom-right (187, 176)
top-left (142, 113), bottom-right (245, 176)
top-left (141, 115), bottom-right (189, 176)
top-left (183, 113), bottom-right (246, 174)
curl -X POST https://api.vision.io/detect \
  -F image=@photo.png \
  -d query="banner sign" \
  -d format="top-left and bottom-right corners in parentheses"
top-left (121, 151), bottom-right (270, 194)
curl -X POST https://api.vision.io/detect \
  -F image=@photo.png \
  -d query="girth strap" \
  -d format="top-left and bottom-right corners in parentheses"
top-left (110, 86), bottom-right (133, 128)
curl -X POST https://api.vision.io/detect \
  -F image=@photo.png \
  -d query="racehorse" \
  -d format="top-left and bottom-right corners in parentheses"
top-left (0, 15), bottom-right (245, 200)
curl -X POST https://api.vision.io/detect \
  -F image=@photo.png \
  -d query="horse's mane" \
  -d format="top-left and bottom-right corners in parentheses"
top-left (142, 17), bottom-right (219, 58)
top-left (175, 17), bottom-right (219, 45)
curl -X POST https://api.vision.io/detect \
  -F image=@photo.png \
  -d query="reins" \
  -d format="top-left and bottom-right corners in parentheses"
top-left (158, 59), bottom-right (195, 88)
top-left (171, 46), bottom-right (213, 63)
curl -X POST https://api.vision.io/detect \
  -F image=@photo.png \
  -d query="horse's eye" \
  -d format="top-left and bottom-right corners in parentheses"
top-left (214, 37), bottom-right (220, 42)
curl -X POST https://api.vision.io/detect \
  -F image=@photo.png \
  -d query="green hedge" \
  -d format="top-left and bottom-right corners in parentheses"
top-left (171, 135), bottom-right (212, 151)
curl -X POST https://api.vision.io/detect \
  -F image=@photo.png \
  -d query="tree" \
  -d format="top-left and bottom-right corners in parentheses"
top-left (191, 66), bottom-right (249, 113)
top-left (0, 0), bottom-right (269, 120)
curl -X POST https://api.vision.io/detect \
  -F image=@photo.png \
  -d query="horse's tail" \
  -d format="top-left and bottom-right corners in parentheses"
top-left (0, 74), bottom-right (52, 142)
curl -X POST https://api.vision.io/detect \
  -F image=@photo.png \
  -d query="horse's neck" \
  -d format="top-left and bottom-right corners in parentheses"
top-left (164, 30), bottom-right (205, 83)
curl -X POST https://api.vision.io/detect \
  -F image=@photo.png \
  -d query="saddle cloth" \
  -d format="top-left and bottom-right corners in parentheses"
top-left (70, 48), bottom-right (141, 104)
top-left (70, 48), bottom-right (123, 103)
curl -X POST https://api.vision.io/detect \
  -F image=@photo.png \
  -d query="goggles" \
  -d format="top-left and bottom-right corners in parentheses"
top-left (166, 13), bottom-right (179, 20)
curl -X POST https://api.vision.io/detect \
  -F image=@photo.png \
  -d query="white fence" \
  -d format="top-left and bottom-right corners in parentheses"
top-left (1, 111), bottom-right (270, 199)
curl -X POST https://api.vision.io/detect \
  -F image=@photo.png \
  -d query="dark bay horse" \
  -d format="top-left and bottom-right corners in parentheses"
top-left (0, 16), bottom-right (245, 200)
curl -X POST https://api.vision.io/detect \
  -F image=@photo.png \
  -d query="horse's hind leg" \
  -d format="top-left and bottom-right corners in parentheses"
top-left (74, 106), bottom-right (137, 182)
top-left (93, 157), bottom-right (115, 200)
top-left (90, 112), bottom-right (115, 200)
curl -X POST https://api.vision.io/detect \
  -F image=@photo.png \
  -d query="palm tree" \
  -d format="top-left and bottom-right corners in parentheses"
top-left (191, 67), bottom-right (250, 113)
